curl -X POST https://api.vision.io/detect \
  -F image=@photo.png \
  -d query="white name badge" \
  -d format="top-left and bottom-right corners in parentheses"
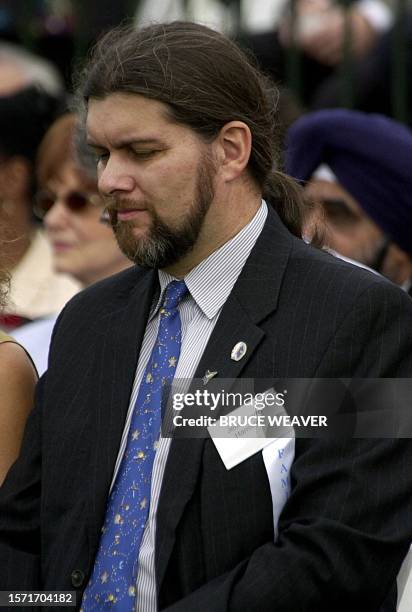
top-left (210, 432), bottom-right (279, 470)
top-left (207, 389), bottom-right (294, 470)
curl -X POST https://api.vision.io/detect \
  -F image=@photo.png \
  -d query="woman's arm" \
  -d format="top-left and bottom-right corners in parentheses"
top-left (0, 342), bottom-right (37, 485)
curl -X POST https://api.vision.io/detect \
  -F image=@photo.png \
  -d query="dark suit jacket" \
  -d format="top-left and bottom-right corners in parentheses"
top-left (1, 208), bottom-right (412, 611)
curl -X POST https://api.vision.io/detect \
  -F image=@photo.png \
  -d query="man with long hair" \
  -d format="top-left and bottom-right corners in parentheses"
top-left (0, 22), bottom-right (412, 612)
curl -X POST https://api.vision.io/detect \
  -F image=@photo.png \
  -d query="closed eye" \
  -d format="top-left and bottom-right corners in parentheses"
top-left (129, 148), bottom-right (159, 160)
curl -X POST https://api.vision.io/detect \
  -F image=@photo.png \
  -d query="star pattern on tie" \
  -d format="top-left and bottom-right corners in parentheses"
top-left (81, 280), bottom-right (188, 611)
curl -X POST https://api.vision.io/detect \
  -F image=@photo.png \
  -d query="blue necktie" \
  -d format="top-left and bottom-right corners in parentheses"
top-left (81, 280), bottom-right (188, 611)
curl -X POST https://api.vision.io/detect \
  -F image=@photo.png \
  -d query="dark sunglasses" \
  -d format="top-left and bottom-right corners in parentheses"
top-left (33, 190), bottom-right (102, 219)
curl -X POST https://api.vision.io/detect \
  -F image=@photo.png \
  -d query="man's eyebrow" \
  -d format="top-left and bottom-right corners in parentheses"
top-left (86, 137), bottom-right (165, 149)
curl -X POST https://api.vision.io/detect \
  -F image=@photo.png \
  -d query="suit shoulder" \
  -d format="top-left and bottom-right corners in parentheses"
top-left (280, 239), bottom-right (412, 333)
top-left (280, 239), bottom-right (412, 375)
top-left (62, 266), bottom-right (145, 313)
top-left (51, 266), bottom-right (155, 343)
top-left (287, 237), bottom-right (412, 313)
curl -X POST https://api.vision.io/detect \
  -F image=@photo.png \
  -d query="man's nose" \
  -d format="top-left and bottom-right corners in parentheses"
top-left (98, 158), bottom-right (135, 197)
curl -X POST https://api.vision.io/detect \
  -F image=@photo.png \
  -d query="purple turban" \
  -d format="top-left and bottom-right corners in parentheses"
top-left (285, 109), bottom-right (412, 255)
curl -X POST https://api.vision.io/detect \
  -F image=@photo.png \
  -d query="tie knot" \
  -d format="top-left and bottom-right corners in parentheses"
top-left (162, 280), bottom-right (188, 311)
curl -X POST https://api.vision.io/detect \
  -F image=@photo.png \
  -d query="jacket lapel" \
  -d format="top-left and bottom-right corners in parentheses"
top-left (156, 208), bottom-right (293, 589)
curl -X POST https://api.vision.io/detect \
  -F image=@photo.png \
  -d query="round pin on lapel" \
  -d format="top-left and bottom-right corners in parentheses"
top-left (231, 341), bottom-right (247, 361)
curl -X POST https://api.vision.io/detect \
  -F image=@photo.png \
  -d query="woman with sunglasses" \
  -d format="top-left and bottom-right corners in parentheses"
top-left (14, 113), bottom-right (131, 374)
top-left (0, 232), bottom-right (37, 485)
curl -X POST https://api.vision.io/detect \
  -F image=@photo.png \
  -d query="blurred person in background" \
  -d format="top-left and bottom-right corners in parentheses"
top-left (241, 0), bottom-right (393, 108)
top-left (0, 224), bottom-right (37, 485)
top-left (14, 113), bottom-right (132, 374)
top-left (310, 10), bottom-right (412, 119)
top-left (0, 44), bottom-right (79, 331)
top-left (285, 108), bottom-right (412, 294)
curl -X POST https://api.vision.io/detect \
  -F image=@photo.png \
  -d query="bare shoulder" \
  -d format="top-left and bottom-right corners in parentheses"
top-left (0, 341), bottom-right (37, 423)
top-left (0, 342), bottom-right (37, 482)
top-left (0, 341), bottom-right (37, 388)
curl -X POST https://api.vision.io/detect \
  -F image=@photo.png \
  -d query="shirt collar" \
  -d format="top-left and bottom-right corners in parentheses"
top-left (153, 200), bottom-right (268, 320)
top-left (401, 278), bottom-right (412, 293)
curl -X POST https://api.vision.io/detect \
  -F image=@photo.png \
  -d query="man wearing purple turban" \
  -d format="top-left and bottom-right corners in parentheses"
top-left (285, 109), bottom-right (412, 295)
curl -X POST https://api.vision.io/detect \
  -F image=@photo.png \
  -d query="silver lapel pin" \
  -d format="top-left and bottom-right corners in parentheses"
top-left (202, 370), bottom-right (218, 385)
top-left (231, 341), bottom-right (247, 362)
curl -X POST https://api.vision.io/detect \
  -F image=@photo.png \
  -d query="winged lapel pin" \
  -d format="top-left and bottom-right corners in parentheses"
top-left (202, 370), bottom-right (218, 385)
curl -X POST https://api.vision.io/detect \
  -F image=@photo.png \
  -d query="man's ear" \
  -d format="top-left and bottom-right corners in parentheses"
top-left (215, 121), bottom-right (252, 183)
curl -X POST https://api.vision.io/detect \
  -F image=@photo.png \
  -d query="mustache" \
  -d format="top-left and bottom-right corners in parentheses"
top-left (102, 197), bottom-right (145, 212)
top-left (101, 199), bottom-right (152, 229)
top-left (100, 197), bottom-right (146, 226)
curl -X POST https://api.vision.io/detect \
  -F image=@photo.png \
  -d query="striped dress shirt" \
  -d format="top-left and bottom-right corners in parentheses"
top-left (109, 201), bottom-right (268, 611)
